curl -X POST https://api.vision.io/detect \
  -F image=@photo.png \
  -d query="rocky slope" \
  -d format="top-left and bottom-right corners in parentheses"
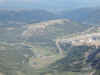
top-left (42, 26), bottom-right (100, 75)
top-left (21, 19), bottom-right (88, 42)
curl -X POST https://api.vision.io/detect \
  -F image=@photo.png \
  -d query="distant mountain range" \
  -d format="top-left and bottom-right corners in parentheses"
top-left (61, 7), bottom-right (100, 25)
top-left (0, 9), bottom-right (58, 25)
top-left (1, 7), bottom-right (100, 25)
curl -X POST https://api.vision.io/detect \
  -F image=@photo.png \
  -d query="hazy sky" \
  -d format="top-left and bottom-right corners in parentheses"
top-left (0, 0), bottom-right (99, 9)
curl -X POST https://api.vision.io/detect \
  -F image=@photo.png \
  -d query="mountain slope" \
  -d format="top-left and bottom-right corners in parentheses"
top-left (42, 26), bottom-right (100, 75)
top-left (0, 17), bottom-right (91, 75)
